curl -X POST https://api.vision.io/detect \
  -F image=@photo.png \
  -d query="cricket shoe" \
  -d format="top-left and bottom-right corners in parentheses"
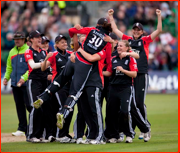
top-left (125, 136), bottom-right (133, 143)
top-left (144, 131), bottom-right (151, 142)
top-left (29, 137), bottom-right (41, 143)
top-left (76, 138), bottom-right (83, 144)
top-left (12, 130), bottom-right (25, 136)
top-left (56, 136), bottom-right (71, 143)
top-left (40, 138), bottom-right (50, 143)
top-left (81, 139), bottom-right (91, 144)
top-left (139, 132), bottom-right (144, 140)
top-left (69, 138), bottom-right (76, 143)
top-left (33, 99), bottom-right (43, 109)
top-left (107, 138), bottom-right (118, 143)
top-left (56, 113), bottom-right (64, 129)
top-left (48, 136), bottom-right (56, 142)
top-left (117, 132), bottom-right (124, 142)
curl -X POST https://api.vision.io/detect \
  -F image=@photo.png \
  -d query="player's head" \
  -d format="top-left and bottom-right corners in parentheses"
top-left (41, 36), bottom-right (50, 51)
top-left (54, 34), bottom-right (68, 51)
top-left (70, 34), bottom-right (86, 49)
top-left (132, 23), bottom-right (144, 39)
top-left (29, 30), bottom-right (43, 47)
top-left (97, 18), bottom-right (112, 33)
top-left (110, 33), bottom-right (118, 47)
top-left (13, 31), bottom-right (26, 47)
top-left (78, 34), bottom-right (86, 44)
top-left (117, 40), bottom-right (131, 54)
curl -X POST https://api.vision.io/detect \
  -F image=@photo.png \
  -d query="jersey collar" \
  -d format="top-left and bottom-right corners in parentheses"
top-left (132, 34), bottom-right (143, 40)
top-left (57, 47), bottom-right (66, 55)
top-left (29, 46), bottom-right (42, 52)
top-left (96, 26), bottom-right (110, 35)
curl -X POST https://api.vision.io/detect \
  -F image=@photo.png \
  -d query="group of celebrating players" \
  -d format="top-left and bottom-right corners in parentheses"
top-left (4, 8), bottom-right (162, 144)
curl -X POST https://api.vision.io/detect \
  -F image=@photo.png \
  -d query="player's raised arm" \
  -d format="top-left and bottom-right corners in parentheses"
top-left (150, 9), bottom-right (162, 40)
top-left (108, 9), bottom-right (123, 39)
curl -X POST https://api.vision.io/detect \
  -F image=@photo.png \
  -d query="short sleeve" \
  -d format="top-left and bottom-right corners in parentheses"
top-left (129, 57), bottom-right (138, 72)
top-left (122, 34), bottom-right (133, 40)
top-left (24, 49), bottom-right (33, 62)
top-left (97, 50), bottom-right (106, 60)
top-left (141, 35), bottom-right (153, 44)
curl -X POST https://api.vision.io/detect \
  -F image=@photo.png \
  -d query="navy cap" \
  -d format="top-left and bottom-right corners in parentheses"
top-left (110, 33), bottom-right (118, 40)
top-left (13, 31), bottom-right (26, 40)
top-left (55, 34), bottom-right (67, 42)
top-left (29, 30), bottom-right (44, 38)
top-left (97, 18), bottom-right (108, 25)
top-left (42, 36), bottom-right (50, 44)
top-left (132, 23), bottom-right (143, 30)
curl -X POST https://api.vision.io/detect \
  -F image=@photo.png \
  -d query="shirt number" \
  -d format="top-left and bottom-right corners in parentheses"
top-left (89, 34), bottom-right (103, 47)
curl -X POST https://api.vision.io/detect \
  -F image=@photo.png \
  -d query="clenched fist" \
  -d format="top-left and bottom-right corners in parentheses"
top-left (156, 9), bottom-right (161, 16)
top-left (108, 9), bottom-right (114, 16)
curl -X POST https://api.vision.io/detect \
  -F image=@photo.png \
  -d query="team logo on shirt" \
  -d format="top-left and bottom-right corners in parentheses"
top-left (138, 41), bottom-right (141, 46)
top-left (58, 58), bottom-right (62, 62)
top-left (125, 60), bottom-right (128, 65)
top-left (34, 53), bottom-right (37, 56)
top-left (133, 64), bottom-right (137, 69)
top-left (131, 49), bottom-right (140, 55)
top-left (20, 57), bottom-right (22, 62)
top-left (113, 60), bottom-right (117, 63)
top-left (39, 59), bottom-right (44, 62)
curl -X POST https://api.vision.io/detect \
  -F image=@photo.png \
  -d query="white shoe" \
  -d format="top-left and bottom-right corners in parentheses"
top-left (144, 131), bottom-right (151, 142)
top-left (56, 136), bottom-right (71, 143)
top-left (70, 138), bottom-right (76, 143)
top-left (117, 132), bottom-right (124, 142)
top-left (108, 138), bottom-right (117, 143)
top-left (99, 140), bottom-right (106, 144)
top-left (81, 139), bottom-right (91, 144)
top-left (139, 132), bottom-right (144, 140)
top-left (30, 137), bottom-right (41, 143)
top-left (40, 138), bottom-right (50, 143)
top-left (48, 136), bottom-right (56, 142)
top-left (76, 138), bottom-right (83, 144)
top-left (89, 139), bottom-right (106, 145)
top-left (125, 136), bottom-right (133, 143)
top-left (12, 130), bottom-right (25, 136)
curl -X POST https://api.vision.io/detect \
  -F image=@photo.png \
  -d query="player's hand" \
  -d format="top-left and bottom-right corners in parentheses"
top-left (47, 74), bottom-right (52, 81)
top-left (74, 24), bottom-right (82, 30)
top-left (70, 53), bottom-right (76, 63)
top-left (116, 66), bottom-right (124, 72)
top-left (3, 78), bottom-right (8, 86)
top-left (46, 52), bottom-right (53, 60)
top-left (17, 78), bottom-right (25, 87)
top-left (108, 9), bottom-right (114, 16)
top-left (104, 35), bottom-right (114, 43)
top-left (156, 9), bottom-right (161, 16)
top-left (121, 52), bottom-right (128, 58)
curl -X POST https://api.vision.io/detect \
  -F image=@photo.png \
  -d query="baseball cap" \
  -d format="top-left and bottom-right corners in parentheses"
top-left (132, 23), bottom-right (143, 30)
top-left (13, 31), bottom-right (26, 40)
top-left (110, 33), bottom-right (118, 40)
top-left (29, 30), bottom-right (44, 39)
top-left (42, 36), bottom-right (50, 44)
top-left (55, 34), bottom-right (67, 42)
top-left (97, 18), bottom-right (108, 25)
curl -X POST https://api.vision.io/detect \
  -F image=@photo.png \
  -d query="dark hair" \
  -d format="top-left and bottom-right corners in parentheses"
top-left (102, 22), bottom-right (112, 33)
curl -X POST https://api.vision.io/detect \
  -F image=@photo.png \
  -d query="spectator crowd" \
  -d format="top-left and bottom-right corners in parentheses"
top-left (1, 1), bottom-right (178, 72)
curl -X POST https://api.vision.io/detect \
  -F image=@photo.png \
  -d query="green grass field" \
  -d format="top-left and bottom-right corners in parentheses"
top-left (1, 94), bottom-right (178, 152)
